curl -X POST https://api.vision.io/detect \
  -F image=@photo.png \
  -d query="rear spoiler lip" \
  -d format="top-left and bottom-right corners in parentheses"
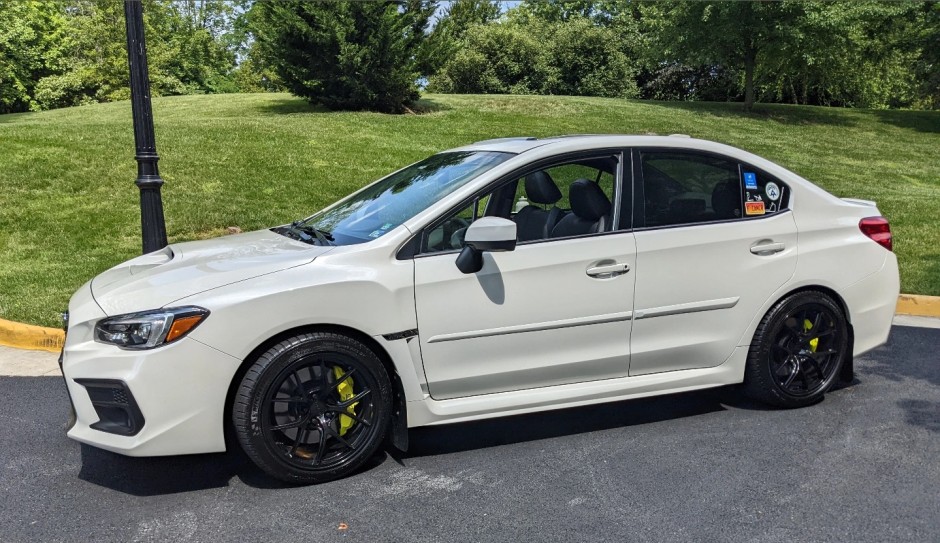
top-left (841, 197), bottom-right (878, 207)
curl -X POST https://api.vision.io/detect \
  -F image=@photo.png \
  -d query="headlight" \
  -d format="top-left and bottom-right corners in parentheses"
top-left (94, 307), bottom-right (209, 350)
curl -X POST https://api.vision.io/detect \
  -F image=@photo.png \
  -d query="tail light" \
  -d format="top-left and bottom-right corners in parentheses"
top-left (859, 217), bottom-right (893, 251)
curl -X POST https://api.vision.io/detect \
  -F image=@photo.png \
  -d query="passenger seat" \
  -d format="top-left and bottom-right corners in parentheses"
top-left (514, 171), bottom-right (566, 241)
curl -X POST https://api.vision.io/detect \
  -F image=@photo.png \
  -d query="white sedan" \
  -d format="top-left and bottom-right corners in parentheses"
top-left (61, 135), bottom-right (899, 483)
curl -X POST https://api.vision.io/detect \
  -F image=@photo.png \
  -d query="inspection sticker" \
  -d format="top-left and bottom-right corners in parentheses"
top-left (744, 172), bottom-right (758, 190)
top-left (765, 181), bottom-right (781, 201)
top-left (745, 201), bottom-right (766, 215)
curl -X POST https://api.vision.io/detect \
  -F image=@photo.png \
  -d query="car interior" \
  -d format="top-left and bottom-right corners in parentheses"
top-left (424, 156), bottom-right (619, 253)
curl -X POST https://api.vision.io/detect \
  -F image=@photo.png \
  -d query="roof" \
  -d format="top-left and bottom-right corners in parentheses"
top-left (451, 134), bottom-right (696, 154)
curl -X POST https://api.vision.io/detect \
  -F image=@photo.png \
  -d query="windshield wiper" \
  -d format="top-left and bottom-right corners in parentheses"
top-left (289, 221), bottom-right (334, 246)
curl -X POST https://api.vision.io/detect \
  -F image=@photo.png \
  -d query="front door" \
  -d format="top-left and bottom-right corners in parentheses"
top-left (413, 154), bottom-right (636, 400)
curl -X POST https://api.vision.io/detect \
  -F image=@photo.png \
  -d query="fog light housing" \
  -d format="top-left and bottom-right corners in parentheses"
top-left (75, 379), bottom-right (145, 436)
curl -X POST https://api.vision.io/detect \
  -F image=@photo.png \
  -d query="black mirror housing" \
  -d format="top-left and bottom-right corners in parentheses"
top-left (455, 246), bottom-right (483, 274)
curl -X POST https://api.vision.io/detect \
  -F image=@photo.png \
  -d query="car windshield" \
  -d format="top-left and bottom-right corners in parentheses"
top-left (296, 151), bottom-right (514, 245)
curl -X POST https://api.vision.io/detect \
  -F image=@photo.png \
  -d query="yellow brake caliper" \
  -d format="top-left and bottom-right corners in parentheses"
top-left (333, 366), bottom-right (358, 436)
top-left (803, 319), bottom-right (819, 352)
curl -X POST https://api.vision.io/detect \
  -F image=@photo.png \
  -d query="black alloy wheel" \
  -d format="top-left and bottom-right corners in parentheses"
top-left (233, 332), bottom-right (392, 484)
top-left (744, 291), bottom-right (849, 408)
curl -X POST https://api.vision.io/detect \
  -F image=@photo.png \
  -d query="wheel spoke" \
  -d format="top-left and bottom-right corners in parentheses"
top-left (329, 368), bottom-right (357, 393)
top-left (271, 416), bottom-right (308, 432)
top-left (806, 349), bottom-right (838, 360)
top-left (289, 426), bottom-right (310, 456)
top-left (809, 311), bottom-right (823, 334)
top-left (323, 424), bottom-right (355, 450)
top-left (270, 396), bottom-right (307, 404)
top-left (327, 407), bottom-right (372, 427)
top-left (783, 362), bottom-right (799, 387)
top-left (335, 388), bottom-right (371, 409)
top-left (803, 355), bottom-right (826, 380)
top-left (313, 427), bottom-right (328, 466)
top-left (287, 371), bottom-right (305, 397)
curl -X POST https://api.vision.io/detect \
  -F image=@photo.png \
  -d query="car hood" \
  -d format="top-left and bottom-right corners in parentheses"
top-left (91, 229), bottom-right (331, 316)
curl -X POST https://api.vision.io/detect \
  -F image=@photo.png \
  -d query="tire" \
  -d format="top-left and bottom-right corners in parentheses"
top-left (232, 332), bottom-right (392, 484)
top-left (743, 291), bottom-right (849, 408)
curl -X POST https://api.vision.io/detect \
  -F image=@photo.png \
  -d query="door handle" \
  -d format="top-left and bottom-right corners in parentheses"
top-left (750, 242), bottom-right (786, 255)
top-left (586, 262), bottom-right (631, 278)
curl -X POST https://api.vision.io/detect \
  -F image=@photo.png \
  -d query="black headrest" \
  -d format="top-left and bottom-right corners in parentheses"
top-left (712, 181), bottom-right (740, 219)
top-left (525, 171), bottom-right (563, 205)
top-left (569, 178), bottom-right (611, 221)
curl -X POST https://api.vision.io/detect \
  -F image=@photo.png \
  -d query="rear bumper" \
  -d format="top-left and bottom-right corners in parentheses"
top-left (843, 252), bottom-right (900, 357)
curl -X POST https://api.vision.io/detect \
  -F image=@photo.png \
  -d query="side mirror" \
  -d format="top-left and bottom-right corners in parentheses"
top-left (455, 217), bottom-right (517, 274)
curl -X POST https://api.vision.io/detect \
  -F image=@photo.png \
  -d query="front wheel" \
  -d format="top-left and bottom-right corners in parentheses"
top-left (232, 332), bottom-right (392, 484)
top-left (744, 291), bottom-right (849, 408)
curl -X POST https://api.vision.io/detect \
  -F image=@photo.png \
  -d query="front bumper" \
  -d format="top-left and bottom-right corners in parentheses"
top-left (62, 284), bottom-right (241, 456)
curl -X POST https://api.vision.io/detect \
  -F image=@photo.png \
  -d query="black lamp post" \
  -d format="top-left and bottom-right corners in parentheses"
top-left (124, 0), bottom-right (168, 254)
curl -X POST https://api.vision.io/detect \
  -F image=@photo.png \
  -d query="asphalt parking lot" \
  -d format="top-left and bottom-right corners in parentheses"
top-left (1, 322), bottom-right (938, 543)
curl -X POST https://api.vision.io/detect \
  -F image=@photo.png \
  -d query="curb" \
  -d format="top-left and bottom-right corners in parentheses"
top-left (1, 294), bottom-right (939, 353)
top-left (0, 318), bottom-right (64, 353)
top-left (896, 294), bottom-right (940, 318)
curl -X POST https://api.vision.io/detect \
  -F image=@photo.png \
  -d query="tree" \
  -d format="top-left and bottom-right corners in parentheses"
top-left (0, 1), bottom-right (66, 113)
top-left (427, 17), bottom-right (637, 98)
top-left (656, 1), bottom-right (803, 110)
top-left (251, 0), bottom-right (435, 113)
top-left (419, 0), bottom-right (501, 76)
top-left (32, 0), bottom-right (238, 110)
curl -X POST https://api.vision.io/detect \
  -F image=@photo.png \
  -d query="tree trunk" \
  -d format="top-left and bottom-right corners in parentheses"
top-left (744, 45), bottom-right (756, 111)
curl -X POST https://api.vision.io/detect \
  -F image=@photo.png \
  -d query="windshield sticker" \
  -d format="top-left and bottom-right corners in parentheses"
top-left (381, 223), bottom-right (394, 230)
top-left (746, 191), bottom-right (763, 202)
top-left (765, 182), bottom-right (781, 201)
top-left (744, 172), bottom-right (758, 190)
top-left (368, 230), bottom-right (383, 238)
top-left (745, 201), bottom-right (766, 215)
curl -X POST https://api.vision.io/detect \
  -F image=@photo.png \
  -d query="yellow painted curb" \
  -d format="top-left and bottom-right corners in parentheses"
top-left (0, 318), bottom-right (64, 353)
top-left (896, 294), bottom-right (940, 318)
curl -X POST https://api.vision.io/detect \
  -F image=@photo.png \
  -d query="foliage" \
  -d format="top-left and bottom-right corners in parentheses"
top-left (428, 17), bottom-right (637, 98)
top-left (0, 1), bottom-right (67, 113)
top-left (251, 0), bottom-right (435, 113)
top-left (419, 0), bottom-right (501, 76)
top-left (427, 22), bottom-right (543, 94)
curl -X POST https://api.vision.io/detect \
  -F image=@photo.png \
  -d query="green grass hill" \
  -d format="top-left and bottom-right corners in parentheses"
top-left (1, 93), bottom-right (938, 327)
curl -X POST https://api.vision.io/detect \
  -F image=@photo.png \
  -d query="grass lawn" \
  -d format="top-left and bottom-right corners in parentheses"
top-left (1, 93), bottom-right (938, 327)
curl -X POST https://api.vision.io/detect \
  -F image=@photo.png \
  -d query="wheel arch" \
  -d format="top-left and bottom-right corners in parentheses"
top-left (222, 323), bottom-right (408, 452)
top-left (762, 284), bottom-right (856, 382)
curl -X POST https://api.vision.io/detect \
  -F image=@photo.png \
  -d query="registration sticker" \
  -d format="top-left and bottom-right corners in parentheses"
top-left (745, 201), bottom-right (766, 215)
top-left (744, 172), bottom-right (758, 190)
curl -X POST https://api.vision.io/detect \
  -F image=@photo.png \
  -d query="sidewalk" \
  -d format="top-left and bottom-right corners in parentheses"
top-left (3, 315), bottom-right (938, 378)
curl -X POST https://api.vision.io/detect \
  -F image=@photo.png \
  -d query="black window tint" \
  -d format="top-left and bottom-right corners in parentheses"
top-left (640, 151), bottom-right (742, 227)
top-left (741, 169), bottom-right (789, 216)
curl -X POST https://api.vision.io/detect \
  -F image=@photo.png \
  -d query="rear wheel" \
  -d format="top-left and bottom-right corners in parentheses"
top-left (744, 291), bottom-right (849, 408)
top-left (232, 332), bottom-right (392, 484)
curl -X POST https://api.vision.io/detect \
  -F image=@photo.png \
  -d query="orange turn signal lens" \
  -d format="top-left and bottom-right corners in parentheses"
top-left (165, 315), bottom-right (205, 343)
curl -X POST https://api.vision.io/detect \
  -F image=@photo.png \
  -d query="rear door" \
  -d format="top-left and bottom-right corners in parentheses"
top-left (628, 148), bottom-right (798, 376)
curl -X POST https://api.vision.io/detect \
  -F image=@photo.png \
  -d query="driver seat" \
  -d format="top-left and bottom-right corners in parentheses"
top-left (514, 171), bottom-right (566, 241)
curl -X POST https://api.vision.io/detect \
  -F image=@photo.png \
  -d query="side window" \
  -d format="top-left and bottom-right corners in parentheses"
top-left (640, 151), bottom-right (742, 227)
top-left (742, 169), bottom-right (789, 216)
top-left (424, 195), bottom-right (490, 253)
top-left (422, 154), bottom-right (622, 254)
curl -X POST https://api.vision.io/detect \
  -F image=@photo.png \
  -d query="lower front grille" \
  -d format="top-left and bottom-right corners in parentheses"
top-left (74, 379), bottom-right (145, 436)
